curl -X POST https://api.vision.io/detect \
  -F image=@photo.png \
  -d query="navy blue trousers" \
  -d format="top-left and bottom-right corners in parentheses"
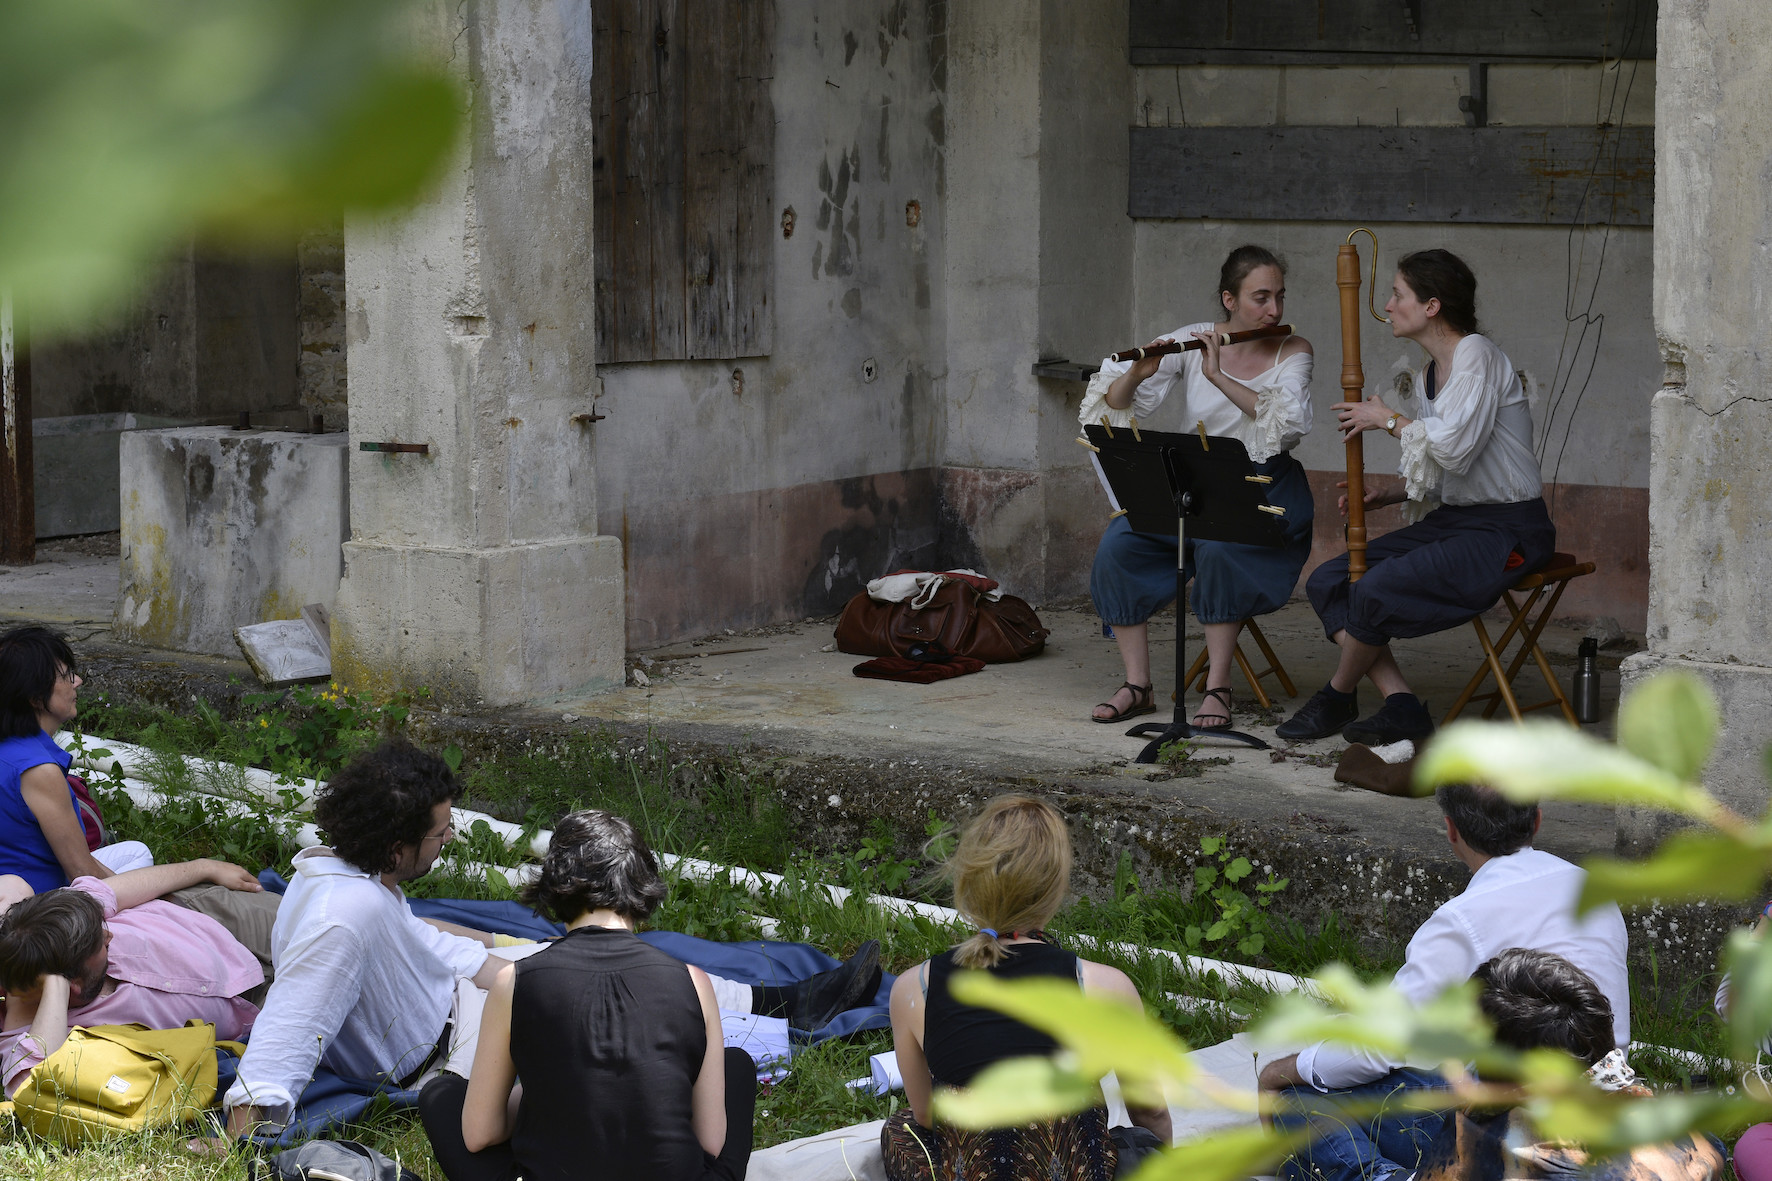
top-left (1306, 499), bottom-right (1555, 647)
top-left (1091, 452), bottom-right (1314, 627)
top-left (1273, 1067), bottom-right (1449, 1181)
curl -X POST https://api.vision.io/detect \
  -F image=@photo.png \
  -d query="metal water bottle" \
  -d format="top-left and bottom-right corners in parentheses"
top-left (1572, 637), bottom-right (1601, 724)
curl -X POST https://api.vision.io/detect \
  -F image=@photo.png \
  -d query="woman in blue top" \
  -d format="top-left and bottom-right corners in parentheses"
top-left (0, 626), bottom-right (112, 891)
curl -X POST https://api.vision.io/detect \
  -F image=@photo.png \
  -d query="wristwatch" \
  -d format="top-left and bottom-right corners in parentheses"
top-left (1384, 413), bottom-right (1401, 436)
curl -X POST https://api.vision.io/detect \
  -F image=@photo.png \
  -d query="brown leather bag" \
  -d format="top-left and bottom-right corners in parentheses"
top-left (834, 581), bottom-right (1049, 663)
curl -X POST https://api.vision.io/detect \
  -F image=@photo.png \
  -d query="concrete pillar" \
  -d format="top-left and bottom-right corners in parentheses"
top-left (942, 0), bottom-right (1133, 601)
top-left (331, 0), bottom-right (624, 704)
top-left (1621, 0), bottom-right (1772, 843)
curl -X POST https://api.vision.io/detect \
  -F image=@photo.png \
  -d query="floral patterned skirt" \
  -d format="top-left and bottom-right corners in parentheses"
top-left (880, 1107), bottom-right (1118, 1181)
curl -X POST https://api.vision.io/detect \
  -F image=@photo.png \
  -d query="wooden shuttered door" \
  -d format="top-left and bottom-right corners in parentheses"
top-left (593, 0), bottom-right (775, 363)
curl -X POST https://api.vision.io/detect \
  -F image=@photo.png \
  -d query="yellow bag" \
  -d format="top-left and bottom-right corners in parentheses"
top-left (11, 1020), bottom-right (246, 1144)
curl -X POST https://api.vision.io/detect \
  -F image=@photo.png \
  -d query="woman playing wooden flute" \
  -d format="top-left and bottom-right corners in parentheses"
top-left (1277, 248), bottom-right (1554, 746)
top-left (1081, 246), bottom-right (1315, 730)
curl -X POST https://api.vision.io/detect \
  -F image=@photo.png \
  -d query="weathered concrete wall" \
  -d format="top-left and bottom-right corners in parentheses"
top-left (1622, 0), bottom-right (1772, 833)
top-left (595, 0), bottom-right (954, 645)
top-left (32, 247), bottom-right (302, 422)
top-left (1125, 61), bottom-right (1659, 630)
top-left (941, 0), bottom-right (1132, 606)
top-left (33, 413), bottom-right (193, 538)
top-left (114, 428), bottom-right (348, 657)
top-left (332, 0), bottom-right (624, 704)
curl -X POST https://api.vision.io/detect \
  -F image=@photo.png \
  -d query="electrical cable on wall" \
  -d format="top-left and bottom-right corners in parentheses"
top-left (1535, 0), bottom-right (1652, 520)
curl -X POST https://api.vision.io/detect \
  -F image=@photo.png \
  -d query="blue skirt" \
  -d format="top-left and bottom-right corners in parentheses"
top-left (1090, 452), bottom-right (1315, 627)
top-left (1306, 497), bottom-right (1556, 645)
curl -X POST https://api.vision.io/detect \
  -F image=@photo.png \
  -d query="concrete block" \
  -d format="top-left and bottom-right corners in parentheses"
top-left (330, 535), bottom-right (625, 705)
top-left (32, 413), bottom-right (194, 537)
top-left (114, 428), bottom-right (349, 656)
top-left (1616, 651), bottom-right (1772, 854)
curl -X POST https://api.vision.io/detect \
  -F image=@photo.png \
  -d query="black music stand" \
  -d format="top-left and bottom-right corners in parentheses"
top-left (1085, 422), bottom-right (1290, 761)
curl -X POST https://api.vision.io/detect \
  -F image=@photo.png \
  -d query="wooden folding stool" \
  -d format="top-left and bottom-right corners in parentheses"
top-left (1441, 553), bottom-right (1596, 726)
top-left (1182, 617), bottom-right (1298, 711)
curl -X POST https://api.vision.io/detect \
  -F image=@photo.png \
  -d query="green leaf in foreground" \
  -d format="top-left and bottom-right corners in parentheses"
top-left (1414, 720), bottom-right (1720, 823)
top-left (1723, 928), bottom-right (1772, 1064)
top-left (1617, 672), bottom-right (1719, 784)
top-left (947, 973), bottom-right (1197, 1086)
top-left (1132, 1125), bottom-right (1311, 1181)
top-left (0, 0), bottom-right (462, 334)
top-left (1251, 965), bottom-right (1491, 1068)
top-left (930, 1056), bottom-right (1103, 1129)
top-left (1577, 829), bottom-right (1770, 914)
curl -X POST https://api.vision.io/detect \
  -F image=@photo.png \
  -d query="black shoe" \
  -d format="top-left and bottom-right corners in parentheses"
top-left (1275, 686), bottom-right (1359, 741)
top-left (789, 939), bottom-right (883, 1031)
top-left (1341, 693), bottom-right (1436, 746)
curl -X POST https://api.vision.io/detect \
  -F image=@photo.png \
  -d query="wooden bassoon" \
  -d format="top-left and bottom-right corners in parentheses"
top-left (1338, 229), bottom-right (1386, 582)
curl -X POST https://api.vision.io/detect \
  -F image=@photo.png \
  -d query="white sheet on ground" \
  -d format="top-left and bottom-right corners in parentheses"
top-left (754, 1034), bottom-right (1293, 1181)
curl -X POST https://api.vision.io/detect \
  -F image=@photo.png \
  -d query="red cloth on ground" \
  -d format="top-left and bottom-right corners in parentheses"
top-left (852, 654), bottom-right (986, 683)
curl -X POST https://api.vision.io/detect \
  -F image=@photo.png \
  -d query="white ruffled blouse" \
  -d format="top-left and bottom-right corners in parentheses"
top-left (1077, 322), bottom-right (1313, 464)
top-left (1391, 334), bottom-right (1542, 509)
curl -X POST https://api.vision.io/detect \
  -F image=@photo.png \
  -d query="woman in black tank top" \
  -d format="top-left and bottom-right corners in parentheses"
top-left (418, 810), bottom-right (755, 1181)
top-left (884, 796), bottom-right (1172, 1181)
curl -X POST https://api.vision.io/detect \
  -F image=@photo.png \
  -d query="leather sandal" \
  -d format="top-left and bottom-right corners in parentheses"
top-left (1191, 686), bottom-right (1234, 731)
top-left (1092, 681), bottom-right (1155, 724)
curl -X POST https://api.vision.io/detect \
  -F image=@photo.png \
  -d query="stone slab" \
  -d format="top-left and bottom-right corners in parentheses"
top-left (114, 427), bottom-right (349, 656)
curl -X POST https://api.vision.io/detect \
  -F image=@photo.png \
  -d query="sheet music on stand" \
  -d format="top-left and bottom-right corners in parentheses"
top-left (1084, 422), bottom-right (1288, 759)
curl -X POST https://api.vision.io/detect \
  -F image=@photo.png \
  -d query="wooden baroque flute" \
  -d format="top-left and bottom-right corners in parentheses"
top-left (1109, 323), bottom-right (1293, 363)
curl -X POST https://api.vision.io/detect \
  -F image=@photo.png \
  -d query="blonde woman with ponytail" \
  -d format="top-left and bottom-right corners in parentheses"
top-left (883, 796), bottom-right (1171, 1181)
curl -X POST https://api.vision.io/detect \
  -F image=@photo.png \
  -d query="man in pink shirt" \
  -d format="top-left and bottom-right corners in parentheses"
top-left (0, 857), bottom-right (267, 1095)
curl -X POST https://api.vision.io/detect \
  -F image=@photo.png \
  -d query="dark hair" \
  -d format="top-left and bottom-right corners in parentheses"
top-left (1474, 947), bottom-right (1615, 1066)
top-left (1216, 245), bottom-right (1285, 321)
top-left (313, 739), bottom-right (458, 875)
top-left (1396, 249), bottom-right (1479, 335)
top-left (0, 888), bottom-right (105, 992)
top-left (0, 626), bottom-right (77, 739)
top-left (522, 809), bottom-right (668, 924)
top-left (1435, 782), bottom-right (1539, 857)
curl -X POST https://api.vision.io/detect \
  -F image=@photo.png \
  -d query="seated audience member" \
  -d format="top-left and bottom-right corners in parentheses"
top-left (0, 857), bottom-right (267, 1096)
top-left (0, 626), bottom-right (151, 888)
top-left (1409, 949), bottom-right (1721, 1181)
top-left (884, 795), bottom-right (1172, 1181)
top-left (225, 740), bottom-right (881, 1142)
top-left (1260, 782), bottom-right (1629, 1181)
top-left (420, 809), bottom-right (761, 1181)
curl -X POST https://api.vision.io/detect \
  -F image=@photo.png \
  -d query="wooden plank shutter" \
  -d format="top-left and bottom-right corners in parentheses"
top-left (593, 0), bottom-right (774, 363)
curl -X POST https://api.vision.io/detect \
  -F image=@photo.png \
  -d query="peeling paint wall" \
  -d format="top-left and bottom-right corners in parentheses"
top-left (596, 0), bottom-right (953, 645)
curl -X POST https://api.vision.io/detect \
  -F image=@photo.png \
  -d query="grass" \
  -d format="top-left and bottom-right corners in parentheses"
top-left (5, 691), bottom-right (1741, 1175)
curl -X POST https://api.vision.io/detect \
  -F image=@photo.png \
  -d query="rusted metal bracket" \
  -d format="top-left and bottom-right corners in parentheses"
top-left (359, 441), bottom-right (430, 455)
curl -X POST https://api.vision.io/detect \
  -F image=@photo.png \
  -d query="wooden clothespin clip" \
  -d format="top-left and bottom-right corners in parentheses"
top-left (1195, 421), bottom-right (1209, 450)
top-left (1108, 508), bottom-right (1128, 520)
top-left (1099, 414), bottom-right (1114, 439)
top-left (1129, 415), bottom-right (1143, 442)
top-left (1257, 504), bottom-right (1286, 516)
top-left (1244, 474), bottom-right (1273, 484)
top-left (1075, 435), bottom-right (1101, 453)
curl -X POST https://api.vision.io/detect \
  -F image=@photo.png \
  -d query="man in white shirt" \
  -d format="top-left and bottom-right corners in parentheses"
top-left (1257, 782), bottom-right (1628, 1181)
top-left (222, 740), bottom-right (502, 1138)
